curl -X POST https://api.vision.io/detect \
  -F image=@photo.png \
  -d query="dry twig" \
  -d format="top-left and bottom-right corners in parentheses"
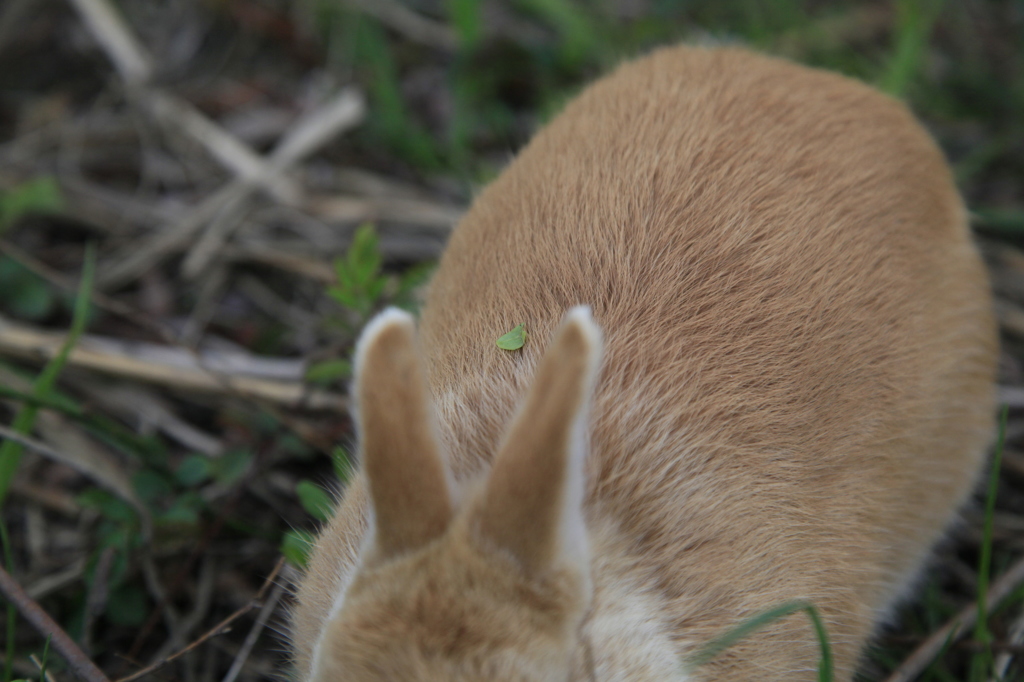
top-left (65, 0), bottom-right (152, 85)
top-left (0, 563), bottom-right (112, 682)
top-left (98, 88), bottom-right (366, 287)
top-left (305, 193), bottom-right (463, 228)
top-left (115, 558), bottom-right (285, 682)
top-left (0, 318), bottom-right (346, 410)
top-left (138, 90), bottom-right (302, 204)
top-left (0, 422), bottom-right (138, 512)
top-left (66, 0), bottom-right (302, 202)
top-left (181, 88), bottom-right (366, 278)
top-left (220, 580), bottom-right (286, 682)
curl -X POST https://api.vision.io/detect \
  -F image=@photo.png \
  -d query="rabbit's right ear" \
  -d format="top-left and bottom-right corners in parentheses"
top-left (476, 307), bottom-right (602, 575)
top-left (353, 309), bottom-right (453, 563)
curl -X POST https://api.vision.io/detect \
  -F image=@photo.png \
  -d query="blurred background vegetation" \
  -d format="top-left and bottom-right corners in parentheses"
top-left (0, 0), bottom-right (1022, 680)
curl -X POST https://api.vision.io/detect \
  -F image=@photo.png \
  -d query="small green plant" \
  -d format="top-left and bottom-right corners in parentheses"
top-left (0, 177), bottom-right (62, 232)
top-left (313, 224), bottom-right (433, 385)
top-left (72, 445), bottom-right (255, 633)
top-left (329, 223), bottom-right (386, 319)
top-left (37, 635), bottom-right (50, 682)
top-left (353, 19), bottom-right (441, 169)
top-left (515, 0), bottom-right (603, 68)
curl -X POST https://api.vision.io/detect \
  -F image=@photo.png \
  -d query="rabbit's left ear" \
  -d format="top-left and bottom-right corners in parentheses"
top-left (475, 307), bottom-right (603, 574)
top-left (353, 309), bottom-right (453, 563)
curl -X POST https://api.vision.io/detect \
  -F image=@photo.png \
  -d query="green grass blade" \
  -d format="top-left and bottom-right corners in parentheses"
top-left (447, 0), bottom-right (482, 48)
top-left (805, 603), bottom-right (835, 682)
top-left (0, 245), bottom-right (95, 504)
top-left (969, 404), bottom-right (1008, 681)
top-left (37, 634), bottom-right (51, 682)
top-left (879, 0), bottom-right (944, 97)
top-left (689, 600), bottom-right (833, 679)
top-left (1, 521), bottom-right (13, 682)
top-left (689, 600), bottom-right (805, 668)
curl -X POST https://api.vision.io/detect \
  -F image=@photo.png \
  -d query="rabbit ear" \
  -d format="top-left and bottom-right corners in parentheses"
top-left (476, 307), bottom-right (602, 574)
top-left (354, 309), bottom-right (453, 562)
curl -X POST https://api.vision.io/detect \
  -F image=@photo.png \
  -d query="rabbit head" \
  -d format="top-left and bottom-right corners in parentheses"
top-left (308, 307), bottom-right (603, 682)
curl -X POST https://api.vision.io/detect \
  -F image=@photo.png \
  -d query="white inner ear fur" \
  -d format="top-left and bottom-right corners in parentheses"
top-left (558, 306), bottom-right (603, 573)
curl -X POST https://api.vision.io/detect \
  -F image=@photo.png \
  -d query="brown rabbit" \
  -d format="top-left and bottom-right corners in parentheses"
top-left (289, 46), bottom-right (997, 681)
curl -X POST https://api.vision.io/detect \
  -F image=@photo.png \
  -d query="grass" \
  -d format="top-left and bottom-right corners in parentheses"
top-left (690, 601), bottom-right (835, 680)
top-left (969, 407), bottom-right (1009, 682)
top-left (0, 246), bottom-right (93, 682)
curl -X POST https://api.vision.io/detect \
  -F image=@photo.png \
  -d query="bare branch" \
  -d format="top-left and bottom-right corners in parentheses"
top-left (181, 88), bottom-right (366, 278)
top-left (0, 563), bottom-right (112, 682)
top-left (220, 581), bottom-right (286, 682)
top-left (114, 558), bottom-right (285, 682)
top-left (0, 317), bottom-right (347, 411)
top-left (65, 0), bottom-right (152, 85)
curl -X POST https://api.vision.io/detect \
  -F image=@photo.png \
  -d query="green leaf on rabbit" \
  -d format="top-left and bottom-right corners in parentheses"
top-left (496, 323), bottom-right (527, 350)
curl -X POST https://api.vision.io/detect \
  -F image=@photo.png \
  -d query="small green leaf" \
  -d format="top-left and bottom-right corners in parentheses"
top-left (305, 359), bottom-right (352, 384)
top-left (106, 584), bottom-right (148, 627)
top-left (9, 278), bottom-right (54, 321)
top-left (278, 433), bottom-right (313, 458)
top-left (296, 479), bottom-right (333, 522)
top-left (0, 177), bottom-right (63, 231)
top-left (332, 447), bottom-right (354, 485)
top-left (156, 493), bottom-right (203, 526)
top-left (175, 454), bottom-right (211, 486)
top-left (78, 489), bottom-right (138, 526)
top-left (281, 529), bottom-right (315, 569)
top-left (131, 469), bottom-right (173, 504)
top-left (496, 324), bottom-right (527, 351)
top-left (210, 448), bottom-right (253, 486)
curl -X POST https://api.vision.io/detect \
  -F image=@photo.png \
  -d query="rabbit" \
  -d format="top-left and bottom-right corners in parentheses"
top-left (289, 45), bottom-right (998, 681)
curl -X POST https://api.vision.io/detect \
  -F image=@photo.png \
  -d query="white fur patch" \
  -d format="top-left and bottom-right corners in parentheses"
top-left (586, 575), bottom-right (692, 681)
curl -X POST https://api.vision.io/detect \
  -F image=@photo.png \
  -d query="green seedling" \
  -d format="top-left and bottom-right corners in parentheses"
top-left (329, 223), bottom-right (386, 318)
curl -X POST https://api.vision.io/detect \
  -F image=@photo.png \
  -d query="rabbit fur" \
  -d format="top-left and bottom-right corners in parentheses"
top-left (289, 45), bottom-right (998, 681)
